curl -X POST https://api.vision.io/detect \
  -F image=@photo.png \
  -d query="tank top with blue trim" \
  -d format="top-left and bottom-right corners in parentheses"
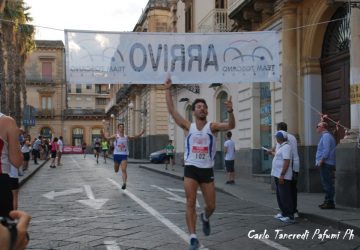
top-left (184, 122), bottom-right (216, 168)
top-left (113, 134), bottom-right (129, 155)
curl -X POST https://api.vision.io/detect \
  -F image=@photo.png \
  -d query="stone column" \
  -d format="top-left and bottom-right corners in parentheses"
top-left (281, 4), bottom-right (298, 133)
top-left (336, 7), bottom-right (360, 208)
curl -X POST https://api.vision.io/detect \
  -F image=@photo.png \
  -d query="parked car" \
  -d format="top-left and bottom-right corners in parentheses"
top-left (149, 149), bottom-right (167, 163)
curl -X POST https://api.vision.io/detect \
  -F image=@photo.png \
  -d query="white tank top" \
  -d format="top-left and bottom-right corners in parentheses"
top-left (184, 122), bottom-right (216, 168)
top-left (0, 113), bottom-right (10, 174)
top-left (113, 134), bottom-right (129, 155)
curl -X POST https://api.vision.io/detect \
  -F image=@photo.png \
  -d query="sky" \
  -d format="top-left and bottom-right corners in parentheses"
top-left (24, 0), bottom-right (149, 41)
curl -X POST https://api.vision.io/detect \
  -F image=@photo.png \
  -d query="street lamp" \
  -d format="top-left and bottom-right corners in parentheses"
top-left (128, 101), bottom-right (147, 116)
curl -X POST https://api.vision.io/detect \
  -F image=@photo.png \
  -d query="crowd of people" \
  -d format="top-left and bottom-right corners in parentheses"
top-left (0, 76), bottom-right (338, 250)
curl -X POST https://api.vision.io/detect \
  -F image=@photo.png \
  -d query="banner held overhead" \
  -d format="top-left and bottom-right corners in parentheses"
top-left (65, 30), bottom-right (280, 84)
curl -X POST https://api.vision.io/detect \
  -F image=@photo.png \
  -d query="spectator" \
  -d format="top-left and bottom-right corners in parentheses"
top-left (57, 136), bottom-right (64, 166)
top-left (164, 140), bottom-right (175, 170)
top-left (32, 136), bottom-right (42, 165)
top-left (277, 122), bottom-right (300, 217)
top-left (50, 137), bottom-right (59, 169)
top-left (271, 130), bottom-right (294, 223)
top-left (316, 121), bottom-right (336, 209)
top-left (21, 140), bottom-right (31, 171)
top-left (224, 131), bottom-right (236, 184)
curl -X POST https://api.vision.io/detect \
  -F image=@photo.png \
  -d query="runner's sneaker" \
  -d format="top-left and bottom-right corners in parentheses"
top-left (188, 238), bottom-right (199, 250)
top-left (279, 216), bottom-right (295, 223)
top-left (200, 212), bottom-right (210, 236)
top-left (121, 183), bottom-right (126, 190)
top-left (273, 213), bottom-right (283, 219)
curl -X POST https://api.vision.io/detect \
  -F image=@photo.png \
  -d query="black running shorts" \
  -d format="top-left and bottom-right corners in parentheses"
top-left (0, 174), bottom-right (13, 216)
top-left (184, 165), bottom-right (214, 183)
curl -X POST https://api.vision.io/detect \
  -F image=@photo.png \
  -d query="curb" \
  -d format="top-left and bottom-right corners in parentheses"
top-left (139, 164), bottom-right (360, 234)
top-left (19, 159), bottom-right (49, 188)
top-left (300, 212), bottom-right (360, 236)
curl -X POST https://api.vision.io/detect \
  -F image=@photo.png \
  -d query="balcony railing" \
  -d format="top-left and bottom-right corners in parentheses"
top-left (36, 109), bottom-right (55, 119)
top-left (198, 8), bottom-right (231, 32)
top-left (26, 78), bottom-right (55, 85)
top-left (64, 108), bottom-right (106, 119)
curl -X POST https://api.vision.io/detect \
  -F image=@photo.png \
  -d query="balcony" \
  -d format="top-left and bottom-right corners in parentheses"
top-left (36, 109), bottom-right (55, 119)
top-left (64, 108), bottom-right (106, 120)
top-left (198, 8), bottom-right (231, 33)
top-left (26, 78), bottom-right (56, 86)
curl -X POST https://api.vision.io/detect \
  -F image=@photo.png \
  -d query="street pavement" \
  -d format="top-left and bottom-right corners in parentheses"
top-left (20, 157), bottom-right (360, 235)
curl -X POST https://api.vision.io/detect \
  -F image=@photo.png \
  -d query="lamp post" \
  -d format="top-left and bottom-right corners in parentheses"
top-left (128, 101), bottom-right (147, 116)
top-left (128, 101), bottom-right (147, 159)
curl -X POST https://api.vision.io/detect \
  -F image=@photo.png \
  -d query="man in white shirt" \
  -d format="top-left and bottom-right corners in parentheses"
top-left (224, 131), bottom-right (236, 184)
top-left (271, 130), bottom-right (294, 223)
top-left (277, 122), bottom-right (300, 217)
top-left (57, 136), bottom-right (64, 166)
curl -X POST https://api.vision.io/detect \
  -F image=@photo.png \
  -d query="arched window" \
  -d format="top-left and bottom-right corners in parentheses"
top-left (218, 91), bottom-right (228, 122)
top-left (72, 128), bottom-right (84, 146)
top-left (40, 127), bottom-right (52, 140)
top-left (260, 82), bottom-right (272, 173)
top-left (186, 105), bottom-right (193, 122)
top-left (91, 128), bottom-right (101, 144)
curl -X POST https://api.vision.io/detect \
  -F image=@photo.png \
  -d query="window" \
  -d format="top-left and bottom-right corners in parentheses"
top-left (86, 84), bottom-right (92, 90)
top-left (76, 84), bottom-right (82, 93)
top-left (91, 128), bottom-right (101, 144)
top-left (40, 127), bottom-right (52, 140)
top-left (42, 62), bottom-right (52, 81)
top-left (218, 91), bottom-right (228, 122)
top-left (96, 98), bottom-right (108, 105)
top-left (186, 105), bottom-right (193, 122)
top-left (185, 4), bottom-right (192, 32)
top-left (260, 82), bottom-right (272, 173)
top-left (41, 96), bottom-right (52, 110)
top-left (72, 128), bottom-right (84, 146)
top-left (215, 0), bottom-right (226, 9)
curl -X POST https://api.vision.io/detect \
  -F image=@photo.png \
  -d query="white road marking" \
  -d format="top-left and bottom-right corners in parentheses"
top-left (104, 240), bottom-right (121, 250)
top-left (152, 185), bottom-right (200, 208)
top-left (42, 188), bottom-right (83, 200)
top-left (258, 239), bottom-right (291, 250)
top-left (77, 185), bottom-right (108, 209)
top-left (108, 178), bottom-right (209, 250)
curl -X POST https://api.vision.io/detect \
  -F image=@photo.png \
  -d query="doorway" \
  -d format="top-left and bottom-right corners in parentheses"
top-left (321, 6), bottom-right (350, 143)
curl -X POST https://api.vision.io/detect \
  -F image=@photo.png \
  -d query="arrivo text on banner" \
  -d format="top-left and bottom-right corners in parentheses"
top-left (65, 30), bottom-right (280, 84)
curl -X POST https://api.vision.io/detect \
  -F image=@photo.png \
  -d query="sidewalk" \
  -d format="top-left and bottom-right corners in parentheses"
top-left (18, 159), bottom-right (49, 187)
top-left (19, 157), bottom-right (360, 235)
top-left (139, 162), bottom-right (360, 236)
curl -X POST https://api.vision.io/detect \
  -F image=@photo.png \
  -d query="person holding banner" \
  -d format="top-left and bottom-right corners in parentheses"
top-left (165, 76), bottom-right (235, 250)
top-left (101, 124), bottom-right (144, 190)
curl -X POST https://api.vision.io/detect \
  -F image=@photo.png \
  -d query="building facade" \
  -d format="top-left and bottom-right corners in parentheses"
top-left (25, 40), bottom-right (108, 147)
top-left (167, 0), bottom-right (360, 206)
top-left (105, 0), bottom-right (175, 158)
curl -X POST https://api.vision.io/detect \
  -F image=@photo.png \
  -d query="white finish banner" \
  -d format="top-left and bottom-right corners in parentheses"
top-left (65, 30), bottom-right (280, 84)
